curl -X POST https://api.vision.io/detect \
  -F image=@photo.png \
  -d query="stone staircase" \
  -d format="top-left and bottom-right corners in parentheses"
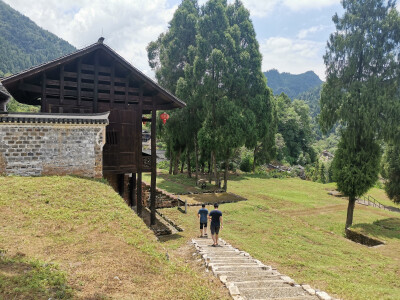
top-left (193, 238), bottom-right (336, 300)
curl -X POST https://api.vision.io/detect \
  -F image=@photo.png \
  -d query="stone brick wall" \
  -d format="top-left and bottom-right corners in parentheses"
top-left (0, 123), bottom-right (106, 178)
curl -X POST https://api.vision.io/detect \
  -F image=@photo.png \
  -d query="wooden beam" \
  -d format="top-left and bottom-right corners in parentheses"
top-left (143, 103), bottom-right (176, 110)
top-left (77, 58), bottom-right (82, 105)
top-left (150, 104), bottom-right (157, 226)
top-left (59, 65), bottom-right (65, 105)
top-left (130, 173), bottom-right (136, 207)
top-left (93, 51), bottom-right (99, 113)
top-left (41, 73), bottom-right (47, 112)
top-left (136, 84), bottom-right (144, 217)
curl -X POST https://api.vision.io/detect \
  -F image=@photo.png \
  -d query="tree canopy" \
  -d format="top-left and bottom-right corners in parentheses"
top-left (148, 0), bottom-right (274, 190)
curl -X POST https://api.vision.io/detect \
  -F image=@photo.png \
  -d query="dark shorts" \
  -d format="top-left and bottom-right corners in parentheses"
top-left (200, 222), bottom-right (207, 229)
top-left (210, 223), bottom-right (220, 235)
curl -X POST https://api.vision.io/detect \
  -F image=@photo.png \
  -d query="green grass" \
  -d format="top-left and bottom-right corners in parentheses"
top-left (157, 174), bottom-right (400, 300)
top-left (0, 254), bottom-right (73, 299)
top-left (0, 176), bottom-right (229, 299)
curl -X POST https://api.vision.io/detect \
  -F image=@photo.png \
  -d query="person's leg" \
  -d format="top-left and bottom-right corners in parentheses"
top-left (200, 223), bottom-right (203, 237)
top-left (215, 227), bottom-right (220, 245)
top-left (203, 223), bottom-right (207, 237)
top-left (210, 224), bottom-right (216, 245)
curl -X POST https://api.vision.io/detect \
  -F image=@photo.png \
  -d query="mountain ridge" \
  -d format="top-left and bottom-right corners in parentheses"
top-left (264, 69), bottom-right (323, 100)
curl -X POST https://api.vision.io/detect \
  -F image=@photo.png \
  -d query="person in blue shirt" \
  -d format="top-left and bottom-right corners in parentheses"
top-left (197, 204), bottom-right (209, 238)
top-left (209, 203), bottom-right (223, 247)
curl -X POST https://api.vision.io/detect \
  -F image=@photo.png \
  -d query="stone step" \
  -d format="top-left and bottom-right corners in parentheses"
top-left (209, 258), bottom-right (256, 263)
top-left (193, 239), bottom-right (334, 300)
top-left (213, 266), bottom-right (270, 272)
top-left (239, 286), bottom-right (309, 299)
top-left (225, 275), bottom-right (283, 283)
top-left (253, 296), bottom-right (319, 300)
top-left (214, 270), bottom-right (278, 277)
top-left (209, 262), bottom-right (261, 266)
top-left (233, 281), bottom-right (289, 289)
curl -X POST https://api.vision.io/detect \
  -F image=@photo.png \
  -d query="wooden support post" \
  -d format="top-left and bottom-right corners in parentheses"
top-left (93, 51), bottom-right (99, 113)
top-left (150, 106), bottom-right (157, 225)
top-left (41, 73), bottom-right (47, 112)
top-left (77, 58), bottom-right (82, 106)
top-left (59, 65), bottom-right (64, 105)
top-left (136, 85), bottom-right (144, 216)
top-left (117, 173), bottom-right (125, 198)
top-left (130, 173), bottom-right (137, 207)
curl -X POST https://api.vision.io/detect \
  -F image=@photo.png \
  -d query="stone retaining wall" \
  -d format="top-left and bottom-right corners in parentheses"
top-left (0, 118), bottom-right (107, 178)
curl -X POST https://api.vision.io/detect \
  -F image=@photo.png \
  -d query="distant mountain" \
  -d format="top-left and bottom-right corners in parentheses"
top-left (0, 0), bottom-right (76, 76)
top-left (297, 85), bottom-right (322, 119)
top-left (264, 69), bottom-right (323, 100)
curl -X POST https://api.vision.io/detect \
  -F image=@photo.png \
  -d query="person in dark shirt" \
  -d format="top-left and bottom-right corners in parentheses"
top-left (197, 204), bottom-right (209, 237)
top-left (209, 203), bottom-right (223, 247)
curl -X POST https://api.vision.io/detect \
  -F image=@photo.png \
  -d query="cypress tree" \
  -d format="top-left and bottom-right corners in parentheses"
top-left (320, 0), bottom-right (400, 229)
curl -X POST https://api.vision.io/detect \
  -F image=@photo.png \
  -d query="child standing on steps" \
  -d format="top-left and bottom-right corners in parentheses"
top-left (209, 203), bottom-right (223, 246)
top-left (197, 204), bottom-right (208, 238)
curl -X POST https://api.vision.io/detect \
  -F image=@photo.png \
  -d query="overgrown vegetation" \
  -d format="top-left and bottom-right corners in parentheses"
top-left (0, 1), bottom-right (75, 75)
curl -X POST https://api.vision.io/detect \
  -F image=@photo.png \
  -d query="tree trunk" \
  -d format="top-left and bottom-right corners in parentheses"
top-left (169, 144), bottom-right (173, 175)
top-left (180, 155), bottom-right (185, 173)
top-left (223, 158), bottom-right (228, 191)
top-left (194, 137), bottom-right (199, 184)
top-left (345, 196), bottom-right (356, 229)
top-left (208, 156), bottom-right (212, 184)
top-left (169, 153), bottom-right (173, 175)
top-left (173, 148), bottom-right (181, 175)
top-left (187, 150), bottom-right (192, 178)
top-left (201, 163), bottom-right (204, 174)
top-left (252, 148), bottom-right (257, 173)
top-left (212, 151), bottom-right (219, 187)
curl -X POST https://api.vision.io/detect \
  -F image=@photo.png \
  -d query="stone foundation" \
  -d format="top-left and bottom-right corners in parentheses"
top-left (0, 112), bottom-right (108, 178)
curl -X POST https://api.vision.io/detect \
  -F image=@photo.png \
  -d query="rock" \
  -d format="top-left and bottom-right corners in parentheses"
top-left (280, 276), bottom-right (295, 285)
top-left (316, 291), bottom-right (332, 300)
top-left (228, 285), bottom-right (240, 296)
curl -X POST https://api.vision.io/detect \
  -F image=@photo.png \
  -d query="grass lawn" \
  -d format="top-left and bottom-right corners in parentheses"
top-left (156, 173), bottom-right (400, 300)
top-left (0, 176), bottom-right (229, 300)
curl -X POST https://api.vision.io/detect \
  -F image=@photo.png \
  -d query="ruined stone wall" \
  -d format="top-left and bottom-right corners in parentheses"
top-left (0, 123), bottom-right (106, 178)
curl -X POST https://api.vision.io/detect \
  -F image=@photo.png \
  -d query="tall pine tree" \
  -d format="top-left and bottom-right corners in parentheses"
top-left (320, 0), bottom-right (400, 229)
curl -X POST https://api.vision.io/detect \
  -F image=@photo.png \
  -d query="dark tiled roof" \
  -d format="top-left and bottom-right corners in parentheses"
top-left (0, 111), bottom-right (109, 125)
top-left (2, 40), bottom-right (186, 109)
top-left (0, 82), bottom-right (10, 99)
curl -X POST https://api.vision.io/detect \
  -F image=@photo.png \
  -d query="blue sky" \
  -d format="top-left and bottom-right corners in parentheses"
top-left (4, 0), bottom-right (345, 80)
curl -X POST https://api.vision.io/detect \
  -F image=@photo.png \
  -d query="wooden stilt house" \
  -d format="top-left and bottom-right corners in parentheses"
top-left (1, 38), bottom-right (186, 224)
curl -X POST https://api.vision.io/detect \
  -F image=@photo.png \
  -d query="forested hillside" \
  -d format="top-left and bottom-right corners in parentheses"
top-left (0, 0), bottom-right (76, 77)
top-left (264, 69), bottom-right (323, 99)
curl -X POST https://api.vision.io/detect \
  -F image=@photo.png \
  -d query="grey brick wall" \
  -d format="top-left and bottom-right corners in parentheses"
top-left (0, 124), bottom-right (106, 178)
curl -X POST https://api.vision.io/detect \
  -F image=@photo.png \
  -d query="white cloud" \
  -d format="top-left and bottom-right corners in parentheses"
top-left (3, 0), bottom-right (177, 77)
top-left (260, 37), bottom-right (325, 80)
top-left (297, 25), bottom-right (328, 39)
top-left (283, 0), bottom-right (340, 11)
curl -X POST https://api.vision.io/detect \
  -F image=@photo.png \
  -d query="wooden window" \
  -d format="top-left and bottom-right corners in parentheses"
top-left (106, 130), bottom-right (118, 145)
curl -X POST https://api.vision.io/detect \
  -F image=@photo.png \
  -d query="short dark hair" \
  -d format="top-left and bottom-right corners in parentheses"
top-left (202, 204), bottom-right (205, 208)
top-left (214, 203), bottom-right (219, 208)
